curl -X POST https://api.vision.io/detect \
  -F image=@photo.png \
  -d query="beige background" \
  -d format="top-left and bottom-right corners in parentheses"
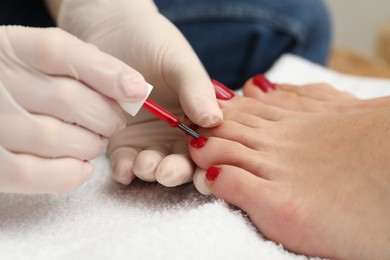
top-left (325, 0), bottom-right (390, 54)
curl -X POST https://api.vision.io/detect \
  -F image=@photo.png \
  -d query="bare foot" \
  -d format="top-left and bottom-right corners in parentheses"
top-left (243, 74), bottom-right (390, 113)
top-left (188, 94), bottom-right (390, 259)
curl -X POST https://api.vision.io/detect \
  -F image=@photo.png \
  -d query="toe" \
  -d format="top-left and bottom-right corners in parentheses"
top-left (220, 96), bottom-right (288, 121)
top-left (205, 165), bottom-right (274, 218)
top-left (189, 136), bottom-right (272, 179)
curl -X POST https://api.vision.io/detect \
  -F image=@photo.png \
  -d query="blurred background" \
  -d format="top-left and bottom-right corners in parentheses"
top-left (326, 0), bottom-right (389, 54)
top-left (325, 0), bottom-right (390, 77)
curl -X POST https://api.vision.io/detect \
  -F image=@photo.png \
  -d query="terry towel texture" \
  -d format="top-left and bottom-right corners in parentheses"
top-left (1, 54), bottom-right (389, 260)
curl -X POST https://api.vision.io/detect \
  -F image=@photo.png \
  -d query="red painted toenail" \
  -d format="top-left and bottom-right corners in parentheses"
top-left (190, 136), bottom-right (208, 148)
top-left (252, 74), bottom-right (276, 92)
top-left (212, 79), bottom-right (235, 100)
top-left (206, 166), bottom-right (221, 181)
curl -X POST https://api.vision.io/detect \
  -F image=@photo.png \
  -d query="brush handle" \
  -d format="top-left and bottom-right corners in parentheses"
top-left (142, 99), bottom-right (180, 127)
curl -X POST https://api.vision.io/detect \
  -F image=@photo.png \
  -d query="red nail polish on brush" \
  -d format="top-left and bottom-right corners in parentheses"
top-left (211, 79), bottom-right (235, 100)
top-left (190, 136), bottom-right (208, 148)
top-left (252, 74), bottom-right (276, 93)
top-left (206, 166), bottom-right (221, 181)
top-left (188, 123), bottom-right (199, 132)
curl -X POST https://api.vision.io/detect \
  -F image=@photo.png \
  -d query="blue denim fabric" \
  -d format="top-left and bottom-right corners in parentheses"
top-left (155, 0), bottom-right (332, 89)
top-left (0, 0), bottom-right (331, 89)
top-left (0, 0), bottom-right (54, 27)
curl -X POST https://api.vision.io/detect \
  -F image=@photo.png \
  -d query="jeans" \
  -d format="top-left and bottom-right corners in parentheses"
top-left (0, 0), bottom-right (54, 27)
top-left (0, 0), bottom-right (332, 89)
top-left (155, 0), bottom-right (332, 89)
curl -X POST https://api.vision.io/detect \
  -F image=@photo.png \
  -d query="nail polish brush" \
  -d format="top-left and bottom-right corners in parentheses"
top-left (118, 83), bottom-right (200, 139)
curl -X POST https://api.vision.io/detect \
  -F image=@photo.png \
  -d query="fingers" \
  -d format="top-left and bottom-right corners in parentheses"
top-left (109, 144), bottom-right (195, 187)
top-left (176, 79), bottom-right (223, 128)
top-left (1, 112), bottom-right (107, 160)
top-left (109, 146), bottom-right (139, 185)
top-left (193, 168), bottom-right (212, 195)
top-left (2, 71), bottom-right (125, 137)
top-left (155, 153), bottom-right (195, 187)
top-left (4, 26), bottom-right (148, 103)
top-left (157, 29), bottom-right (223, 127)
top-left (133, 146), bottom-right (168, 182)
top-left (0, 146), bottom-right (93, 194)
top-left (0, 85), bottom-right (107, 160)
top-left (156, 140), bottom-right (194, 187)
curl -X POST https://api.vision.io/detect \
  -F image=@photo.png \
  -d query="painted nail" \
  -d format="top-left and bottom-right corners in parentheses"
top-left (190, 136), bottom-right (208, 148)
top-left (206, 166), bottom-right (221, 181)
top-left (252, 74), bottom-right (276, 93)
top-left (211, 79), bottom-right (235, 100)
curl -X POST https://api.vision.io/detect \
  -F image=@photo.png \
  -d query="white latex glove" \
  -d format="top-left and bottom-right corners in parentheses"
top-left (0, 26), bottom-right (148, 194)
top-left (55, 0), bottom-right (223, 186)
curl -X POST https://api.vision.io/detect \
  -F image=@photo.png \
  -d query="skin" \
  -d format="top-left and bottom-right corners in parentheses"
top-left (0, 26), bottom-right (147, 194)
top-left (45, 0), bottom-right (222, 187)
top-left (243, 77), bottom-right (390, 113)
top-left (188, 92), bottom-right (390, 259)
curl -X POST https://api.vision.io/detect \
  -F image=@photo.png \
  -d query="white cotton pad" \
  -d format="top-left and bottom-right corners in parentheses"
top-left (118, 83), bottom-right (153, 116)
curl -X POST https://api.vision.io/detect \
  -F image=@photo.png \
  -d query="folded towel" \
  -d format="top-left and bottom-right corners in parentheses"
top-left (266, 54), bottom-right (390, 98)
top-left (1, 54), bottom-right (389, 260)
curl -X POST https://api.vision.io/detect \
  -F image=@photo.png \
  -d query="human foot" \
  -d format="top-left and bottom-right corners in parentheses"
top-left (242, 74), bottom-right (390, 113)
top-left (188, 94), bottom-right (390, 259)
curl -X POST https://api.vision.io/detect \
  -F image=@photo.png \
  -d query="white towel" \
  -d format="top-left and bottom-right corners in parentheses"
top-left (266, 54), bottom-right (390, 99)
top-left (1, 54), bottom-right (389, 260)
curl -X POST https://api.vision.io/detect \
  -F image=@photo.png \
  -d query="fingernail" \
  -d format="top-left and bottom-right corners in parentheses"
top-left (190, 136), bottom-right (208, 148)
top-left (252, 74), bottom-right (276, 93)
top-left (211, 79), bottom-right (235, 100)
top-left (83, 160), bottom-right (94, 180)
top-left (120, 74), bottom-right (148, 102)
top-left (206, 166), bottom-right (221, 181)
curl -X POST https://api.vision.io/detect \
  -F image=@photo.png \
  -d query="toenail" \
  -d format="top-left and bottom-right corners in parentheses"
top-left (252, 74), bottom-right (276, 93)
top-left (211, 79), bottom-right (235, 100)
top-left (206, 166), bottom-right (221, 181)
top-left (190, 136), bottom-right (208, 148)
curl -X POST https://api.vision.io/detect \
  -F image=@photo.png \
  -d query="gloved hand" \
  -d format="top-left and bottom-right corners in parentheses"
top-left (55, 0), bottom-right (223, 186)
top-left (0, 26), bottom-right (148, 194)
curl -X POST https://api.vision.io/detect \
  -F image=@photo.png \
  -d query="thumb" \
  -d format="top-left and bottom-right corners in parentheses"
top-left (178, 74), bottom-right (223, 128)
top-left (152, 20), bottom-right (222, 128)
top-left (166, 53), bottom-right (223, 128)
